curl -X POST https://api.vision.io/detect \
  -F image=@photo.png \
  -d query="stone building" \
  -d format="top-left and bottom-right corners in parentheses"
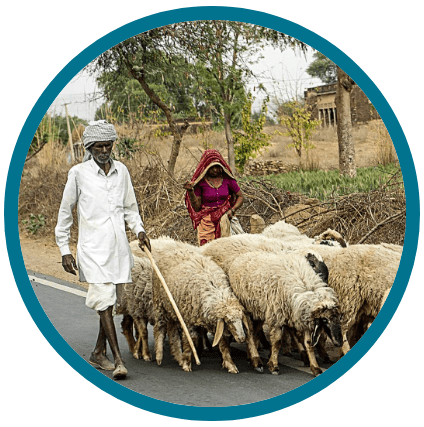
top-left (304, 83), bottom-right (380, 126)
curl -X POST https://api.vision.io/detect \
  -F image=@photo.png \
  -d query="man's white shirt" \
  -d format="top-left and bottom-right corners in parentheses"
top-left (55, 158), bottom-right (145, 284)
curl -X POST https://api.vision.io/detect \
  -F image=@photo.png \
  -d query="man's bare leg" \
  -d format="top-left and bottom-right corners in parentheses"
top-left (89, 318), bottom-right (115, 370)
top-left (99, 306), bottom-right (127, 379)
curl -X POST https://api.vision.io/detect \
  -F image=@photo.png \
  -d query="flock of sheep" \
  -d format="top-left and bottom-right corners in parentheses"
top-left (115, 220), bottom-right (402, 377)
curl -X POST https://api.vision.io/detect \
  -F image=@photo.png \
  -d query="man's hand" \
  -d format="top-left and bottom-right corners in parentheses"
top-left (138, 231), bottom-right (151, 253)
top-left (62, 254), bottom-right (78, 275)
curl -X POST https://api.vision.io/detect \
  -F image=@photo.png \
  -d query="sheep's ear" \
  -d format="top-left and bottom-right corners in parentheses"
top-left (311, 322), bottom-right (323, 347)
top-left (212, 319), bottom-right (225, 347)
top-left (242, 313), bottom-right (251, 334)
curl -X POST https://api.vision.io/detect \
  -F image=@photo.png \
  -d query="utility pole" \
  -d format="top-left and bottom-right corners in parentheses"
top-left (64, 103), bottom-right (75, 163)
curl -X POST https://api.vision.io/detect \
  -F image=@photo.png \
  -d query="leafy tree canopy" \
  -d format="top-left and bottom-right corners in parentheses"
top-left (95, 55), bottom-right (201, 123)
top-left (86, 21), bottom-right (308, 173)
top-left (306, 52), bottom-right (337, 84)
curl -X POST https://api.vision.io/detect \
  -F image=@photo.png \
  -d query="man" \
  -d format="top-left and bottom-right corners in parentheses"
top-left (55, 120), bottom-right (150, 380)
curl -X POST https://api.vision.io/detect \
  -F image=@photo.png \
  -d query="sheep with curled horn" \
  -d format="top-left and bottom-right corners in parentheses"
top-left (228, 250), bottom-right (343, 376)
top-left (130, 237), bottom-right (260, 373)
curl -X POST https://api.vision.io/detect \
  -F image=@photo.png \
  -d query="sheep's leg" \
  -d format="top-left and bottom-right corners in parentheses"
top-left (167, 322), bottom-right (184, 367)
top-left (121, 314), bottom-right (137, 355)
top-left (281, 326), bottom-right (293, 357)
top-left (267, 326), bottom-right (283, 375)
top-left (339, 328), bottom-right (351, 357)
top-left (257, 326), bottom-right (271, 350)
top-left (153, 319), bottom-right (167, 366)
top-left (217, 334), bottom-right (239, 374)
top-left (289, 328), bottom-right (310, 367)
top-left (243, 316), bottom-right (264, 372)
top-left (133, 316), bottom-right (152, 361)
top-left (304, 330), bottom-right (322, 377)
top-left (181, 331), bottom-right (193, 372)
top-left (202, 328), bottom-right (213, 352)
top-left (252, 320), bottom-right (264, 350)
top-left (316, 334), bottom-right (332, 364)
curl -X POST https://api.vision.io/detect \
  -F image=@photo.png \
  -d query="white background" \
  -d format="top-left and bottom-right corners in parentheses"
top-left (2, 2), bottom-right (422, 425)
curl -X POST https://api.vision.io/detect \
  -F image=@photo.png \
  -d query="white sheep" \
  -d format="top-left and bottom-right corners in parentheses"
top-left (262, 220), bottom-right (348, 248)
top-left (262, 220), bottom-right (302, 238)
top-left (115, 255), bottom-right (155, 361)
top-left (200, 233), bottom-right (330, 288)
top-left (306, 243), bottom-right (401, 356)
top-left (200, 233), bottom-right (297, 274)
top-left (228, 250), bottom-right (343, 376)
top-left (131, 237), bottom-right (258, 374)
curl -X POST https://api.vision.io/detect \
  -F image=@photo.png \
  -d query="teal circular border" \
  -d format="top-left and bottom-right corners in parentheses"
top-left (4, 6), bottom-right (419, 421)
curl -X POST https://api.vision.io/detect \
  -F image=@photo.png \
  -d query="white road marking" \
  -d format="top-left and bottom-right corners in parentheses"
top-left (28, 275), bottom-right (87, 298)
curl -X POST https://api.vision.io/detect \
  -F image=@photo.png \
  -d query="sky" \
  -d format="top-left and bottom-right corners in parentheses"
top-left (48, 43), bottom-right (322, 122)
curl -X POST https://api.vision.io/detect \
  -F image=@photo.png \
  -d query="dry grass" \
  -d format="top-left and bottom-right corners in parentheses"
top-left (368, 120), bottom-right (397, 166)
top-left (254, 121), bottom-right (393, 171)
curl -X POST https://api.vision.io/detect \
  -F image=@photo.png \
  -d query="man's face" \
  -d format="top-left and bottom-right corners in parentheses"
top-left (90, 141), bottom-right (113, 164)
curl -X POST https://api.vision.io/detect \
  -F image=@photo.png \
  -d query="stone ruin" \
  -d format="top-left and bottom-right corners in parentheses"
top-left (243, 159), bottom-right (299, 176)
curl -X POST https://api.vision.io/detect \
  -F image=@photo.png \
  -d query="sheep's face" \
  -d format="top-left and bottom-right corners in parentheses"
top-left (305, 253), bottom-right (329, 284)
top-left (223, 305), bottom-right (246, 344)
top-left (212, 301), bottom-right (246, 346)
top-left (311, 307), bottom-right (343, 348)
top-left (224, 317), bottom-right (246, 344)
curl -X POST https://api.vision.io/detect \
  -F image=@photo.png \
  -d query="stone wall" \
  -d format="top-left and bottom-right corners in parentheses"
top-left (244, 159), bottom-right (299, 176)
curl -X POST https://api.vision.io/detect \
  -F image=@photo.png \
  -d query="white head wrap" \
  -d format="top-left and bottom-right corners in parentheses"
top-left (82, 120), bottom-right (117, 162)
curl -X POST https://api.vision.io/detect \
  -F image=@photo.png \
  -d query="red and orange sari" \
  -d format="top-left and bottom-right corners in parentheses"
top-left (184, 150), bottom-right (237, 246)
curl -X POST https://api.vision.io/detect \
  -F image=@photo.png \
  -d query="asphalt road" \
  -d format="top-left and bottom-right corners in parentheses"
top-left (28, 270), bottom-right (316, 407)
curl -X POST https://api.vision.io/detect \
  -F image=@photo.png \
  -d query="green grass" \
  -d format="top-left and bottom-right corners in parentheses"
top-left (243, 163), bottom-right (403, 201)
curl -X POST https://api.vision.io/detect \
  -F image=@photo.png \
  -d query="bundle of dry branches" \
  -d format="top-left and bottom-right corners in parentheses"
top-left (282, 169), bottom-right (406, 245)
top-left (130, 160), bottom-right (405, 246)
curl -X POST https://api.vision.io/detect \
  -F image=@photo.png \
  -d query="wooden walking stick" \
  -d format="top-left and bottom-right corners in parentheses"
top-left (141, 245), bottom-right (201, 366)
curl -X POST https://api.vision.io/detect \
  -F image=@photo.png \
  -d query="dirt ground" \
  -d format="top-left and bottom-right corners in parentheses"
top-left (20, 235), bottom-right (86, 288)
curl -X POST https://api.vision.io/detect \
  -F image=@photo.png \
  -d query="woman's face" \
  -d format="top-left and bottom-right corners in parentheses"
top-left (208, 165), bottom-right (223, 177)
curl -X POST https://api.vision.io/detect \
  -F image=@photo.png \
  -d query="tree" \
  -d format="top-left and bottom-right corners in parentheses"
top-left (279, 100), bottom-right (321, 159)
top-left (233, 94), bottom-right (273, 173)
top-left (87, 22), bottom-right (307, 174)
top-left (86, 28), bottom-right (197, 176)
top-left (95, 55), bottom-right (199, 123)
top-left (335, 66), bottom-right (357, 177)
top-left (306, 52), bottom-right (337, 84)
top-left (175, 21), bottom-right (308, 171)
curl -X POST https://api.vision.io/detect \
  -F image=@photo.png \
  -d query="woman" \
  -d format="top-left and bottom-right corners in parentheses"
top-left (184, 149), bottom-right (244, 246)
